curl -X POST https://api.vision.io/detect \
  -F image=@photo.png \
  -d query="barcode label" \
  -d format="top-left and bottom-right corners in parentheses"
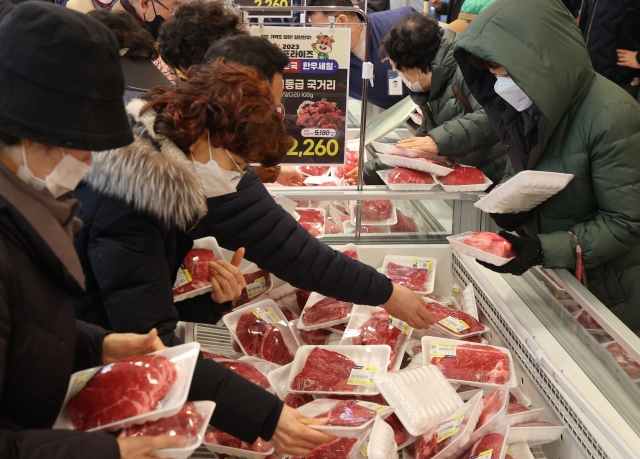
top-left (437, 414), bottom-right (465, 442)
top-left (388, 316), bottom-right (410, 334)
top-left (431, 343), bottom-right (457, 358)
top-left (412, 258), bottom-right (433, 270)
top-left (439, 315), bottom-right (470, 333)
top-left (353, 400), bottom-right (387, 412)
top-left (348, 365), bottom-right (380, 386)
top-left (252, 307), bottom-right (280, 324)
top-left (173, 264), bottom-right (192, 289)
top-left (246, 276), bottom-right (268, 298)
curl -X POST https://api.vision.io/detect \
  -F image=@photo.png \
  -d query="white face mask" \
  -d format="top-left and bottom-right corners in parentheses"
top-left (398, 70), bottom-right (426, 93)
top-left (192, 131), bottom-right (243, 198)
top-left (16, 143), bottom-right (90, 198)
top-left (494, 76), bottom-right (533, 112)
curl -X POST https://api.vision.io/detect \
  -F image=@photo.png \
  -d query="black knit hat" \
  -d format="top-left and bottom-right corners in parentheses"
top-left (0, 2), bottom-right (133, 151)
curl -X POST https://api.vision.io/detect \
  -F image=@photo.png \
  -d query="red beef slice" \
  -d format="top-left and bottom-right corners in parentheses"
top-left (314, 400), bottom-right (376, 426)
top-left (463, 232), bottom-right (516, 258)
top-left (438, 165), bottom-right (485, 185)
top-left (430, 343), bottom-right (510, 385)
top-left (291, 348), bottom-right (357, 392)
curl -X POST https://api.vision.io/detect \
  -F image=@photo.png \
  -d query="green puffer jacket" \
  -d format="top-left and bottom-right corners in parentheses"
top-left (456, 0), bottom-right (640, 333)
top-left (364, 29), bottom-right (507, 185)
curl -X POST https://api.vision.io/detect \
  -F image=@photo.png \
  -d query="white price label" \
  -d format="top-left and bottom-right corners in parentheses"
top-left (439, 315), bottom-right (470, 333)
top-left (348, 366), bottom-right (380, 386)
top-left (431, 343), bottom-right (457, 358)
top-left (246, 276), bottom-right (268, 298)
top-left (301, 128), bottom-right (337, 138)
top-left (173, 265), bottom-right (192, 289)
top-left (252, 307), bottom-right (281, 324)
top-left (388, 315), bottom-right (410, 334)
top-left (437, 414), bottom-right (465, 442)
top-left (470, 449), bottom-right (493, 459)
top-left (411, 259), bottom-right (433, 270)
top-left (353, 400), bottom-right (387, 412)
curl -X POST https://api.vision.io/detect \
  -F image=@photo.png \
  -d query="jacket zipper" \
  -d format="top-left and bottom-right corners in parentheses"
top-left (425, 102), bottom-right (436, 131)
top-left (516, 117), bottom-right (527, 157)
top-left (585, 0), bottom-right (600, 45)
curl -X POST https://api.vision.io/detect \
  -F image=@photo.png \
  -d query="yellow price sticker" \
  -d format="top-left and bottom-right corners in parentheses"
top-left (286, 137), bottom-right (339, 157)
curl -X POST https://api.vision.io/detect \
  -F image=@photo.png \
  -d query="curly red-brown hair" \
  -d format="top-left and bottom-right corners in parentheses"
top-left (141, 58), bottom-right (291, 167)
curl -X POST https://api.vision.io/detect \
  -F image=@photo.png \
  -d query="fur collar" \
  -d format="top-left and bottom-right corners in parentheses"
top-left (84, 99), bottom-right (207, 231)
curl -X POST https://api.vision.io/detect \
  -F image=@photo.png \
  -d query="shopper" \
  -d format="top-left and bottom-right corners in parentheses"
top-left (429, 0), bottom-right (465, 23)
top-left (455, 0), bottom-right (640, 334)
top-left (0, 0), bottom-right (13, 22)
top-left (87, 10), bottom-right (171, 102)
top-left (308, 0), bottom-right (415, 110)
top-left (0, 4), bottom-right (187, 458)
top-left (362, 13), bottom-right (506, 184)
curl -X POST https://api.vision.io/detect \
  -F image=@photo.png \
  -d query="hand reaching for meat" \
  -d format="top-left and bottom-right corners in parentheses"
top-left (396, 136), bottom-right (439, 154)
top-left (277, 166), bottom-right (305, 186)
top-left (381, 284), bottom-right (435, 329)
top-left (208, 247), bottom-right (246, 303)
top-left (102, 328), bottom-right (165, 365)
top-left (118, 435), bottom-right (187, 459)
top-left (346, 167), bottom-right (358, 185)
top-left (269, 405), bottom-right (336, 456)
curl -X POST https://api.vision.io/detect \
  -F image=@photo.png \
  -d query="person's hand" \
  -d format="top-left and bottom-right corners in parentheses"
top-left (346, 167), bottom-right (359, 185)
top-left (396, 136), bottom-right (439, 154)
top-left (490, 210), bottom-right (533, 231)
top-left (102, 329), bottom-right (165, 365)
top-left (209, 247), bottom-right (246, 303)
top-left (617, 49), bottom-right (640, 69)
top-left (269, 405), bottom-right (336, 456)
top-left (430, 0), bottom-right (443, 9)
top-left (382, 284), bottom-right (435, 329)
top-left (276, 166), bottom-right (304, 186)
top-left (118, 435), bottom-right (187, 459)
top-left (476, 231), bottom-right (543, 276)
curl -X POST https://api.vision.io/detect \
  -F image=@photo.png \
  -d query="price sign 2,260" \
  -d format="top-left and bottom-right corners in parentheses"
top-left (287, 138), bottom-right (339, 157)
top-left (253, 0), bottom-right (288, 5)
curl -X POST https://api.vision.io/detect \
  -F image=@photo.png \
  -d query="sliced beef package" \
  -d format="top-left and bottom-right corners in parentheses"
top-left (299, 165), bottom-right (330, 176)
top-left (463, 232), bottom-right (516, 258)
top-left (388, 167), bottom-right (435, 184)
top-left (120, 401), bottom-right (203, 438)
top-left (173, 248), bottom-right (215, 296)
top-left (205, 429), bottom-right (272, 452)
top-left (285, 393), bottom-right (315, 408)
top-left (347, 309), bottom-right (407, 369)
top-left (605, 342), bottom-right (640, 379)
top-left (460, 433), bottom-right (506, 459)
top-left (361, 200), bottom-right (393, 221)
top-left (301, 296), bottom-right (353, 327)
top-left (508, 403), bottom-right (530, 415)
top-left (68, 355), bottom-right (177, 430)
top-left (314, 400), bottom-right (377, 426)
top-left (217, 360), bottom-right (271, 390)
top-left (291, 348), bottom-right (357, 392)
top-left (430, 342), bottom-right (511, 386)
top-left (325, 220), bottom-right (341, 234)
top-left (297, 208), bottom-right (325, 238)
top-left (300, 328), bottom-right (333, 345)
top-left (334, 148), bottom-right (359, 179)
top-left (234, 267), bottom-right (272, 308)
top-left (476, 388), bottom-right (507, 429)
top-left (424, 302), bottom-right (486, 337)
top-left (438, 165), bottom-right (485, 186)
top-left (391, 210), bottom-right (419, 233)
top-left (293, 437), bottom-right (358, 459)
top-left (236, 312), bottom-right (294, 365)
top-left (386, 262), bottom-right (429, 292)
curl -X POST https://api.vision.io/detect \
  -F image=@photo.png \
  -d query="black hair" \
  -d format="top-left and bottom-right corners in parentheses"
top-left (87, 10), bottom-right (158, 60)
top-left (157, 0), bottom-right (246, 71)
top-left (307, 0), bottom-right (361, 20)
top-left (0, 131), bottom-right (19, 148)
top-left (204, 35), bottom-right (289, 82)
top-left (381, 12), bottom-right (441, 73)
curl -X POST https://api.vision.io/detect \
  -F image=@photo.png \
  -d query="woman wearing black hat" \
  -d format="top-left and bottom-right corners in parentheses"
top-left (0, 4), bottom-right (187, 459)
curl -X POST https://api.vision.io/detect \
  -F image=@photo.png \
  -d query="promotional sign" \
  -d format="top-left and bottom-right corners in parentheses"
top-left (232, 0), bottom-right (293, 18)
top-left (252, 26), bottom-right (351, 165)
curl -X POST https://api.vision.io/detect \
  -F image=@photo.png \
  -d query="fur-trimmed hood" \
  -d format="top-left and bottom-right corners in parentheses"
top-left (84, 99), bottom-right (207, 231)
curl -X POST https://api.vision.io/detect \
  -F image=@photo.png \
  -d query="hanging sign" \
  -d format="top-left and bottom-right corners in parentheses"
top-left (231, 0), bottom-right (293, 18)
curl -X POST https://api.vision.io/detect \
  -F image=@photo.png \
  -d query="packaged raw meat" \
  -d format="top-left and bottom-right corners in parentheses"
top-left (387, 167), bottom-right (435, 185)
top-left (386, 412), bottom-right (409, 445)
top-left (391, 210), bottom-right (420, 233)
top-left (462, 232), bottom-right (516, 258)
top-left (575, 310), bottom-right (604, 330)
top-left (296, 99), bottom-right (344, 131)
top-left (325, 220), bottom-right (341, 234)
top-left (204, 428), bottom-right (273, 453)
top-left (424, 302), bottom-right (487, 338)
top-left (343, 249), bottom-right (359, 259)
top-left (233, 264), bottom-right (273, 308)
top-left (337, 243), bottom-right (360, 260)
top-left (291, 348), bottom-right (357, 392)
top-left (300, 327), bottom-right (333, 345)
top-left (68, 355), bottom-right (177, 431)
top-left (173, 248), bottom-right (215, 296)
top-left (297, 208), bottom-right (326, 238)
top-left (385, 262), bottom-right (430, 293)
top-left (475, 387), bottom-right (508, 430)
top-left (509, 393), bottom-right (518, 404)
top-left (293, 437), bottom-right (358, 459)
top-left (282, 309), bottom-right (297, 321)
top-left (508, 404), bottom-right (530, 415)
top-left (298, 165), bottom-right (330, 176)
top-left (506, 404), bottom-right (544, 427)
top-left (120, 401), bottom-right (203, 439)
top-left (296, 289), bottom-right (311, 309)
top-left (460, 431), bottom-right (507, 459)
top-left (359, 200), bottom-right (394, 222)
top-left (284, 393), bottom-right (314, 408)
top-left (604, 341), bottom-right (640, 380)
top-left (304, 177), bottom-right (345, 187)
top-left (217, 360), bottom-right (271, 390)
top-left (438, 165), bottom-right (485, 186)
top-left (361, 225), bottom-right (384, 233)
top-left (314, 400), bottom-right (377, 426)
top-left (333, 148), bottom-right (359, 179)
top-left (201, 351), bottom-right (229, 361)
top-left (299, 293), bottom-right (353, 329)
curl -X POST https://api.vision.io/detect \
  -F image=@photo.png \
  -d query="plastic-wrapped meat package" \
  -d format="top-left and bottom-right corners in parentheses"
top-left (342, 249), bottom-right (358, 260)
top-left (386, 262), bottom-right (429, 292)
top-left (120, 401), bottom-right (203, 438)
top-left (334, 148), bottom-right (359, 179)
top-left (575, 310), bottom-right (604, 330)
top-left (233, 268), bottom-right (272, 308)
top-left (476, 388), bottom-right (507, 429)
top-left (424, 302), bottom-right (485, 336)
top-left (293, 437), bottom-right (358, 459)
top-left (201, 351), bottom-right (229, 361)
top-left (282, 309), bottom-right (296, 321)
top-left (302, 297), bottom-right (353, 326)
top-left (68, 355), bottom-right (177, 430)
top-left (460, 433), bottom-right (505, 459)
top-left (385, 412), bottom-right (408, 445)
top-left (205, 429), bottom-right (272, 452)
top-left (296, 289), bottom-right (311, 309)
top-left (297, 208), bottom-right (325, 237)
top-left (361, 200), bottom-right (393, 221)
top-left (463, 232), bottom-right (516, 258)
top-left (430, 343), bottom-right (510, 385)
top-left (604, 342), bottom-right (640, 379)
top-left (218, 360), bottom-right (271, 390)
top-left (361, 226), bottom-right (384, 233)
top-left (299, 165), bottom-right (330, 176)
top-left (413, 419), bottom-right (469, 459)
top-left (173, 248), bottom-right (215, 295)
top-left (391, 210), bottom-right (419, 233)
top-left (438, 165), bottom-right (485, 185)
top-left (314, 400), bottom-right (377, 426)
top-left (291, 348), bottom-right (357, 392)
top-left (350, 310), bottom-right (404, 369)
top-left (285, 393), bottom-right (314, 408)
top-left (388, 167), bottom-right (435, 184)
top-left (325, 220), bottom-right (341, 234)
top-left (235, 312), bottom-right (294, 365)
top-left (508, 403), bottom-right (530, 415)
top-left (300, 328), bottom-right (332, 345)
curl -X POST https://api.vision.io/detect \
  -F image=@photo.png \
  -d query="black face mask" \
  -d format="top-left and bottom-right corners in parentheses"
top-left (143, 0), bottom-right (164, 39)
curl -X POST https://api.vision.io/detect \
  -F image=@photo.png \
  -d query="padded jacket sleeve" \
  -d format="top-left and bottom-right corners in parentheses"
top-left (73, 320), bottom-right (108, 372)
top-left (190, 171), bottom-right (394, 306)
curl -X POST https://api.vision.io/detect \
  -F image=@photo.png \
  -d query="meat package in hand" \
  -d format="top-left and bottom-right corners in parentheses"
top-left (386, 262), bottom-right (430, 292)
top-left (430, 343), bottom-right (511, 385)
top-left (218, 360), bottom-right (270, 390)
top-left (205, 429), bottom-right (272, 452)
top-left (120, 401), bottom-right (203, 438)
top-left (351, 310), bottom-right (404, 368)
top-left (425, 302), bottom-right (485, 336)
top-left (234, 268), bottom-right (272, 308)
top-left (300, 328), bottom-right (332, 345)
top-left (285, 393), bottom-right (314, 408)
top-left (476, 388), bottom-right (507, 429)
top-left (301, 296), bottom-right (353, 327)
top-left (334, 148), bottom-right (359, 179)
top-left (387, 167), bottom-right (435, 184)
top-left (235, 312), bottom-right (294, 365)
top-left (297, 208), bottom-right (325, 237)
top-left (460, 433), bottom-right (505, 459)
top-left (605, 342), bottom-right (640, 379)
top-left (391, 210), bottom-right (419, 233)
top-left (173, 248), bottom-right (215, 295)
top-left (68, 355), bottom-right (177, 430)
top-left (361, 200), bottom-right (393, 221)
top-left (438, 165), bottom-right (485, 186)
top-left (315, 400), bottom-right (377, 426)
top-left (291, 348), bottom-right (357, 392)
top-left (293, 437), bottom-right (358, 459)
top-left (463, 232), bottom-right (516, 259)
top-left (299, 165), bottom-right (330, 176)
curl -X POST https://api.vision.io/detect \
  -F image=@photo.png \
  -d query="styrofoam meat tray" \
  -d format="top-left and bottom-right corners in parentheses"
top-left (506, 404), bottom-right (544, 426)
top-left (297, 292), bottom-right (353, 331)
top-left (371, 141), bottom-right (444, 162)
top-left (460, 284), bottom-right (479, 320)
top-left (470, 424), bottom-right (510, 459)
top-left (422, 337), bottom-right (518, 390)
top-left (203, 434), bottom-right (274, 459)
top-left (469, 384), bottom-right (510, 444)
top-left (382, 255), bottom-right (437, 295)
top-left (54, 342), bottom-right (201, 432)
top-left (474, 170), bottom-right (574, 214)
top-left (373, 365), bottom-right (464, 436)
top-left (447, 232), bottom-right (515, 267)
top-left (174, 237), bottom-right (225, 303)
top-left (152, 400), bottom-right (216, 459)
top-left (349, 199), bottom-right (398, 226)
top-left (506, 441), bottom-right (535, 459)
top-left (287, 345), bottom-right (391, 396)
top-left (507, 423), bottom-right (565, 446)
top-left (367, 415), bottom-right (399, 459)
top-left (433, 173), bottom-right (493, 193)
top-left (376, 169), bottom-right (439, 191)
top-left (303, 176), bottom-right (347, 187)
top-left (432, 392), bottom-right (484, 459)
top-left (376, 152), bottom-right (453, 176)
top-left (267, 362), bottom-right (292, 400)
top-left (297, 207), bottom-right (326, 239)
top-left (222, 299), bottom-right (299, 360)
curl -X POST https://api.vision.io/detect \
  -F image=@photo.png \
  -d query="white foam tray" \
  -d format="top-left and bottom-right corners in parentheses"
top-left (424, 301), bottom-right (489, 340)
top-left (267, 362), bottom-right (292, 401)
top-left (371, 141), bottom-right (444, 162)
top-left (506, 404), bottom-right (545, 426)
top-left (474, 170), bottom-right (574, 214)
top-left (460, 284), bottom-right (479, 320)
top-left (297, 292), bottom-right (353, 331)
top-left (174, 237), bottom-right (225, 303)
top-left (303, 176), bottom-right (347, 187)
top-left (422, 337), bottom-right (518, 390)
top-left (222, 300), bottom-right (298, 362)
top-left (468, 424), bottom-right (510, 459)
top-left (382, 255), bottom-right (437, 295)
top-left (373, 365), bottom-right (464, 436)
top-left (376, 169), bottom-right (439, 191)
top-left (349, 200), bottom-right (398, 226)
top-left (376, 152), bottom-right (453, 176)
top-left (506, 441), bottom-right (535, 459)
top-left (287, 345), bottom-right (391, 396)
top-left (368, 415), bottom-right (399, 459)
top-left (447, 232), bottom-right (515, 267)
top-left (470, 384), bottom-right (510, 445)
top-left (510, 385), bottom-right (532, 407)
top-left (54, 342), bottom-right (201, 432)
top-left (507, 424), bottom-right (565, 446)
top-left (203, 435), bottom-right (274, 459)
top-left (297, 207), bottom-right (326, 239)
top-left (433, 391), bottom-right (484, 459)
top-left (433, 172), bottom-right (493, 193)
top-left (340, 305), bottom-right (413, 372)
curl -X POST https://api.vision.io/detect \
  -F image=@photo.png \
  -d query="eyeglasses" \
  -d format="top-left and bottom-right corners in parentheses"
top-left (225, 149), bottom-right (246, 176)
top-left (154, 0), bottom-right (181, 11)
